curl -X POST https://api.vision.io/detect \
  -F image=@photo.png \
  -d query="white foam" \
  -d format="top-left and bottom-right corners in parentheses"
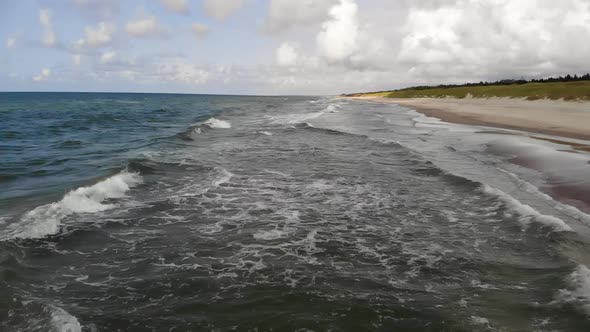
top-left (204, 117), bottom-right (231, 129)
top-left (1, 171), bottom-right (142, 240)
top-left (253, 229), bottom-right (288, 240)
top-left (256, 131), bottom-right (273, 136)
top-left (322, 104), bottom-right (339, 113)
top-left (481, 185), bottom-right (572, 232)
top-left (498, 168), bottom-right (590, 224)
top-left (268, 112), bottom-right (323, 125)
top-left (49, 305), bottom-right (82, 332)
top-left (471, 316), bottom-right (490, 326)
top-left (212, 168), bottom-right (233, 187)
top-left (556, 265), bottom-right (590, 315)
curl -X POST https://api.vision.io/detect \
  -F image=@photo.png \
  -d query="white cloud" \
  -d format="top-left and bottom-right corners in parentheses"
top-left (265, 0), bottom-right (338, 32)
top-left (39, 9), bottom-right (57, 47)
top-left (42, 30), bottom-right (57, 47)
top-left (71, 0), bottom-right (117, 19)
top-left (160, 0), bottom-right (189, 15)
top-left (125, 16), bottom-right (168, 38)
top-left (203, 0), bottom-right (245, 20)
top-left (33, 68), bottom-right (51, 81)
top-left (192, 23), bottom-right (210, 39)
top-left (396, 0), bottom-right (590, 80)
top-left (77, 22), bottom-right (116, 48)
top-left (73, 54), bottom-right (82, 65)
top-left (316, 0), bottom-right (359, 62)
top-left (159, 60), bottom-right (210, 84)
top-left (6, 36), bottom-right (16, 49)
top-left (39, 9), bottom-right (52, 27)
top-left (276, 43), bottom-right (297, 66)
top-left (100, 51), bottom-right (116, 64)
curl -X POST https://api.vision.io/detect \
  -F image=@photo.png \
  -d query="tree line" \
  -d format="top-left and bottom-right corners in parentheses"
top-left (400, 73), bottom-right (590, 91)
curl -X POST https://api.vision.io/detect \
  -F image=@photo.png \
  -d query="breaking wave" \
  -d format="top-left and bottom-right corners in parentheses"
top-left (49, 305), bottom-right (82, 332)
top-left (481, 184), bottom-right (572, 232)
top-left (204, 117), bottom-right (231, 129)
top-left (556, 265), bottom-right (590, 316)
top-left (0, 171), bottom-right (142, 241)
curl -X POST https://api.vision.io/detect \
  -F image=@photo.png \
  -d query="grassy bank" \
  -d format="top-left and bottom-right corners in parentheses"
top-left (346, 81), bottom-right (590, 101)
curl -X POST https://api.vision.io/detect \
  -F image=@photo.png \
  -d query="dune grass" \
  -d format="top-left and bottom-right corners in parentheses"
top-left (349, 81), bottom-right (590, 101)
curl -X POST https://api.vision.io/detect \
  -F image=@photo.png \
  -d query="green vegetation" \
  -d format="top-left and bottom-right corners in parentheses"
top-left (343, 74), bottom-right (590, 101)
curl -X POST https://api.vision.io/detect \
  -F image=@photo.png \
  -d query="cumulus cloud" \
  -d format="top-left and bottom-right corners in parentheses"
top-left (397, 0), bottom-right (590, 80)
top-left (6, 36), bottom-right (16, 49)
top-left (203, 0), bottom-right (245, 20)
top-left (160, 0), bottom-right (189, 15)
top-left (33, 68), bottom-right (51, 81)
top-left (39, 9), bottom-right (51, 26)
top-left (125, 16), bottom-right (169, 38)
top-left (71, 0), bottom-right (118, 19)
top-left (100, 51), bottom-right (116, 64)
top-left (276, 43), bottom-right (297, 66)
top-left (77, 22), bottom-right (117, 48)
top-left (316, 0), bottom-right (359, 62)
top-left (158, 60), bottom-right (211, 84)
top-left (192, 23), bottom-right (210, 39)
top-left (265, 0), bottom-right (338, 32)
top-left (39, 9), bottom-right (57, 47)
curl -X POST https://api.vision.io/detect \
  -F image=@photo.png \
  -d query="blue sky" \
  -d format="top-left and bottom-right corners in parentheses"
top-left (1, 0), bottom-right (590, 95)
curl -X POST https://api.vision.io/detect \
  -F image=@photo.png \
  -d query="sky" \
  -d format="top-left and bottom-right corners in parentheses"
top-left (1, 0), bottom-right (590, 95)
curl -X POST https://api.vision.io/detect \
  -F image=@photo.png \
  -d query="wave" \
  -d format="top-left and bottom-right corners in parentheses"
top-left (480, 185), bottom-right (572, 232)
top-left (49, 305), bottom-right (82, 332)
top-left (555, 265), bottom-right (590, 316)
top-left (322, 104), bottom-right (339, 113)
top-left (498, 168), bottom-right (590, 224)
top-left (0, 171), bottom-right (142, 241)
top-left (204, 117), bottom-right (231, 129)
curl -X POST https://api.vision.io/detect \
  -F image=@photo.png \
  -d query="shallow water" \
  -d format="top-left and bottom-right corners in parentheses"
top-left (1, 93), bottom-right (590, 331)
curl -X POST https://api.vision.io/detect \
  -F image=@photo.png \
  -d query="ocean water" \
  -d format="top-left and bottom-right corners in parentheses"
top-left (1, 92), bottom-right (590, 331)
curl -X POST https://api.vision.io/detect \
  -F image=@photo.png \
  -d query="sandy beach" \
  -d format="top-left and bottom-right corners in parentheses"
top-left (350, 96), bottom-right (590, 141)
top-left (348, 95), bottom-right (590, 213)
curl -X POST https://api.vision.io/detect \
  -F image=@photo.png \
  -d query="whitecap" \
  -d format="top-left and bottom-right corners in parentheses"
top-left (556, 265), bottom-right (590, 315)
top-left (268, 112), bottom-right (323, 125)
top-left (322, 104), bottom-right (339, 113)
top-left (253, 229), bottom-right (288, 240)
top-left (48, 305), bottom-right (82, 332)
top-left (204, 117), bottom-right (231, 129)
top-left (480, 185), bottom-right (572, 232)
top-left (1, 171), bottom-right (142, 240)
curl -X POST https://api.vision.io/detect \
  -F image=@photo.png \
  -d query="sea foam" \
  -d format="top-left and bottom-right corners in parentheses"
top-left (49, 305), bottom-right (82, 332)
top-left (556, 265), bottom-right (590, 315)
top-left (481, 185), bottom-right (572, 232)
top-left (204, 117), bottom-right (232, 129)
top-left (1, 171), bottom-right (142, 240)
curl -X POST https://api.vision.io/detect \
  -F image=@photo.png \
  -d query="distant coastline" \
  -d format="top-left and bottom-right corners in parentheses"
top-left (346, 96), bottom-right (590, 142)
top-left (343, 75), bottom-right (590, 141)
top-left (343, 74), bottom-right (590, 101)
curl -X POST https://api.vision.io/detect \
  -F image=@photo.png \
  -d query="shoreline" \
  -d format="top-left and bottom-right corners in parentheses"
top-left (347, 96), bottom-right (590, 142)
top-left (346, 95), bottom-right (590, 214)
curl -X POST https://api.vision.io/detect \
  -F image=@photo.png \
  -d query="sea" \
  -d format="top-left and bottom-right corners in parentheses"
top-left (1, 92), bottom-right (590, 331)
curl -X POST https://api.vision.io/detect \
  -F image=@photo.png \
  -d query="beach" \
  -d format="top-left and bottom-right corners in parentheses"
top-left (346, 95), bottom-right (590, 215)
top-left (3, 93), bottom-right (590, 331)
top-left (349, 96), bottom-right (590, 141)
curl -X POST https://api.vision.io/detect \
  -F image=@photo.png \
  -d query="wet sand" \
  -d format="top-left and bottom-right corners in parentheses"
top-left (350, 96), bottom-right (590, 141)
top-left (348, 96), bottom-right (590, 214)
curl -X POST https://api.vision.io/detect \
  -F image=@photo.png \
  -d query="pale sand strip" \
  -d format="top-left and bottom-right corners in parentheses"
top-left (349, 96), bottom-right (590, 141)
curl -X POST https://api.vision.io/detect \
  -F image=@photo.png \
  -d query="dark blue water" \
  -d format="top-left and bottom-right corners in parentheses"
top-left (0, 93), bottom-right (221, 211)
top-left (2, 93), bottom-right (590, 331)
